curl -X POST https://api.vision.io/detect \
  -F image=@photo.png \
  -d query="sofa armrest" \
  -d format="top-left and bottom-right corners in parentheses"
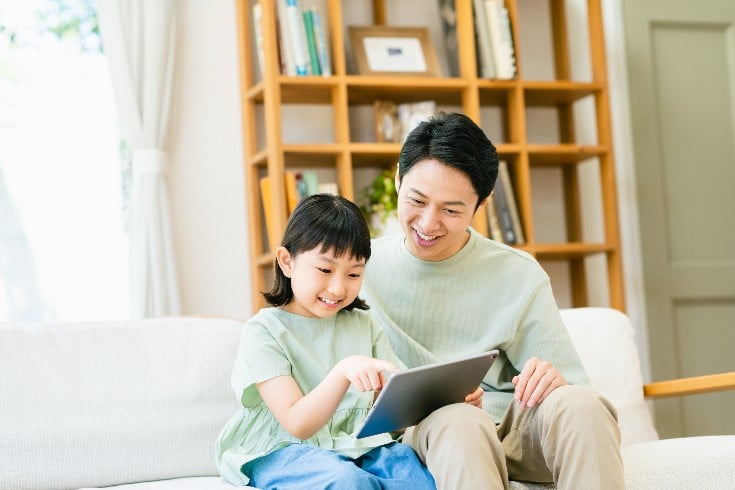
top-left (643, 371), bottom-right (735, 399)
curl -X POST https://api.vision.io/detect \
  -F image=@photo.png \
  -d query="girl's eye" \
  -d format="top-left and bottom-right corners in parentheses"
top-left (317, 267), bottom-right (331, 274)
top-left (348, 273), bottom-right (361, 279)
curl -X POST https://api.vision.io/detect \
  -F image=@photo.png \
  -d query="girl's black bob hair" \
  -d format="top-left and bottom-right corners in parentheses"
top-left (262, 193), bottom-right (371, 310)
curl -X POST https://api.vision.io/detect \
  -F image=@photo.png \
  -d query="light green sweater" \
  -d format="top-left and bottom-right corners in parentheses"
top-left (361, 228), bottom-right (589, 421)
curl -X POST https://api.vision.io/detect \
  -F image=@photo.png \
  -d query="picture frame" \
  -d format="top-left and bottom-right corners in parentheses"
top-left (349, 26), bottom-right (441, 77)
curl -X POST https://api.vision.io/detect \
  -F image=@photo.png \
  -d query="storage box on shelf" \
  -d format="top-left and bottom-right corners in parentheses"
top-left (235, 0), bottom-right (623, 312)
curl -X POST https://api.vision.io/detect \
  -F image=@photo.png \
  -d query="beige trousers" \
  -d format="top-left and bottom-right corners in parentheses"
top-left (403, 385), bottom-right (624, 490)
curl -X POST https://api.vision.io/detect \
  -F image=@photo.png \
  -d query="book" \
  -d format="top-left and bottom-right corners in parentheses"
top-left (491, 167), bottom-right (516, 244)
top-left (437, 0), bottom-right (460, 77)
top-left (485, 0), bottom-right (516, 80)
top-left (486, 197), bottom-right (504, 242)
top-left (498, 161), bottom-right (525, 244)
top-left (472, 0), bottom-right (496, 78)
top-left (285, 171), bottom-right (300, 213)
top-left (302, 9), bottom-right (321, 75)
top-left (252, 2), bottom-right (265, 77)
top-left (300, 170), bottom-right (319, 196)
top-left (276, 0), bottom-right (296, 75)
top-left (309, 7), bottom-right (332, 76)
top-left (284, 0), bottom-right (310, 75)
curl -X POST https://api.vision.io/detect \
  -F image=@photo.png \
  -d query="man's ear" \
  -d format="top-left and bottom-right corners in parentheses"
top-left (394, 167), bottom-right (400, 191)
top-left (275, 246), bottom-right (293, 278)
top-left (476, 197), bottom-right (489, 215)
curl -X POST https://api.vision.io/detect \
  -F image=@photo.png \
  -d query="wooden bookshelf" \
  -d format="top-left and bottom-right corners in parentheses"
top-left (234, 0), bottom-right (624, 312)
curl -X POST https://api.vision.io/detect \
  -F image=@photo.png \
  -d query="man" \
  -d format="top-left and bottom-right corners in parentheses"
top-left (361, 112), bottom-right (623, 489)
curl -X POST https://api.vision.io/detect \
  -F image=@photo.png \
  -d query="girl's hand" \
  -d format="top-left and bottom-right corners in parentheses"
top-left (464, 386), bottom-right (484, 408)
top-left (337, 355), bottom-right (399, 392)
top-left (512, 357), bottom-right (567, 409)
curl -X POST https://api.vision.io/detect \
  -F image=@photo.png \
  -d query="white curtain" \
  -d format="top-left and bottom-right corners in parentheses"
top-left (97, 0), bottom-right (180, 318)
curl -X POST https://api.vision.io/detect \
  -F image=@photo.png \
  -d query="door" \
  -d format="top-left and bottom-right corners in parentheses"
top-left (622, 0), bottom-right (735, 438)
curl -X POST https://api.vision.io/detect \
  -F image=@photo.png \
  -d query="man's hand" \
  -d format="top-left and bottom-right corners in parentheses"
top-left (464, 386), bottom-right (484, 408)
top-left (512, 357), bottom-right (567, 409)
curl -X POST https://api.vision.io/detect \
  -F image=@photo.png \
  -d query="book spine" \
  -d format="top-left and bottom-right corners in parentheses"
top-left (284, 171), bottom-right (299, 213)
top-left (276, 0), bottom-right (296, 75)
top-left (252, 2), bottom-right (265, 77)
top-left (491, 168), bottom-right (516, 244)
top-left (473, 0), bottom-right (496, 78)
top-left (259, 176), bottom-right (278, 250)
top-left (486, 198), bottom-right (504, 242)
top-left (302, 9), bottom-right (321, 75)
top-left (485, 0), bottom-right (516, 80)
top-left (285, 0), bottom-right (310, 76)
top-left (310, 7), bottom-right (332, 76)
top-left (498, 161), bottom-right (524, 244)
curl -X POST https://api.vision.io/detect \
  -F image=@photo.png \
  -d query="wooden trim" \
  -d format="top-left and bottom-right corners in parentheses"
top-left (643, 372), bottom-right (735, 399)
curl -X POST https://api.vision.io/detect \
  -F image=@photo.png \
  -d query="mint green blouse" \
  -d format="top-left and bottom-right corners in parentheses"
top-left (215, 307), bottom-right (405, 486)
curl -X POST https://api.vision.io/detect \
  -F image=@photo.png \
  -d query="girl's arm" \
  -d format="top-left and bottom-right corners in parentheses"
top-left (256, 355), bottom-right (398, 440)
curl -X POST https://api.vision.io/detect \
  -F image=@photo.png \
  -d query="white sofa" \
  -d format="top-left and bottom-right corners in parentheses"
top-left (1, 308), bottom-right (734, 490)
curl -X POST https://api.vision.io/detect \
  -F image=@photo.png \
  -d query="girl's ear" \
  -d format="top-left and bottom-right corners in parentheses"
top-left (275, 246), bottom-right (293, 278)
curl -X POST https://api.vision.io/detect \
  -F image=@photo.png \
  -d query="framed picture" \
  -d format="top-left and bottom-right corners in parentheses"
top-left (349, 26), bottom-right (441, 77)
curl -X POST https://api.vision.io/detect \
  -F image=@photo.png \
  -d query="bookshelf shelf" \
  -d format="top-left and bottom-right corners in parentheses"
top-left (235, 0), bottom-right (625, 312)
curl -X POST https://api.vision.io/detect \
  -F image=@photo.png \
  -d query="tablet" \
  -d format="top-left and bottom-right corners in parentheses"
top-left (355, 350), bottom-right (499, 438)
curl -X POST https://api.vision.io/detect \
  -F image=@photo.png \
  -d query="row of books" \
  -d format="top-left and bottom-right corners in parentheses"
top-left (473, 0), bottom-right (517, 80)
top-left (486, 161), bottom-right (525, 245)
top-left (253, 0), bottom-right (332, 77)
top-left (260, 171), bottom-right (338, 247)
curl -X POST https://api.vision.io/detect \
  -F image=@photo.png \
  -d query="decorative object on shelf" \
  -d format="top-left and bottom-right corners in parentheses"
top-left (374, 100), bottom-right (401, 143)
top-left (396, 100), bottom-right (436, 142)
top-left (374, 99), bottom-right (436, 143)
top-left (360, 166), bottom-right (399, 237)
top-left (348, 26), bottom-right (440, 76)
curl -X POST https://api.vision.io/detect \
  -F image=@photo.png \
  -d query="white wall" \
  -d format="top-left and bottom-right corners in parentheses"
top-left (168, 0), bottom-right (251, 321)
top-left (166, 0), bottom-right (651, 378)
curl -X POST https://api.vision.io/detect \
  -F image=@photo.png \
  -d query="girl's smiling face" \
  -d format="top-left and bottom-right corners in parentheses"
top-left (396, 159), bottom-right (484, 261)
top-left (276, 245), bottom-right (365, 318)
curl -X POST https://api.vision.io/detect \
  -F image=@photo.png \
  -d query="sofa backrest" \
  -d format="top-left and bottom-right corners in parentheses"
top-left (0, 318), bottom-right (243, 490)
top-left (0, 308), bottom-right (658, 489)
top-left (559, 307), bottom-right (659, 447)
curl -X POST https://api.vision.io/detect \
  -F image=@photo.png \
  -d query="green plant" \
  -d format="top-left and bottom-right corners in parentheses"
top-left (360, 167), bottom-right (398, 226)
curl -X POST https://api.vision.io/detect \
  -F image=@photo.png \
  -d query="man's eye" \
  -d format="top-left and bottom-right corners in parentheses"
top-left (445, 208), bottom-right (460, 215)
top-left (409, 197), bottom-right (424, 205)
top-left (348, 273), bottom-right (362, 279)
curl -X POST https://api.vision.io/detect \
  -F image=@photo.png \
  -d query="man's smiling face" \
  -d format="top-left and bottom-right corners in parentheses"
top-left (396, 159), bottom-right (483, 261)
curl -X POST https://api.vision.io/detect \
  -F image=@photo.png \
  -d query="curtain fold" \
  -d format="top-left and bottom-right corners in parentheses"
top-left (97, 0), bottom-right (180, 318)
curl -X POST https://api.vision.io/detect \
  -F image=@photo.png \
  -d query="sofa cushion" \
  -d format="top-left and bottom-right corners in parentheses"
top-left (622, 436), bottom-right (735, 489)
top-left (79, 476), bottom-right (248, 490)
top-left (0, 318), bottom-right (242, 490)
top-left (559, 307), bottom-right (659, 446)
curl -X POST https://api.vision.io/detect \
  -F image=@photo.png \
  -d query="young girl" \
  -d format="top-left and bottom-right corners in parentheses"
top-left (216, 194), bottom-right (435, 489)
